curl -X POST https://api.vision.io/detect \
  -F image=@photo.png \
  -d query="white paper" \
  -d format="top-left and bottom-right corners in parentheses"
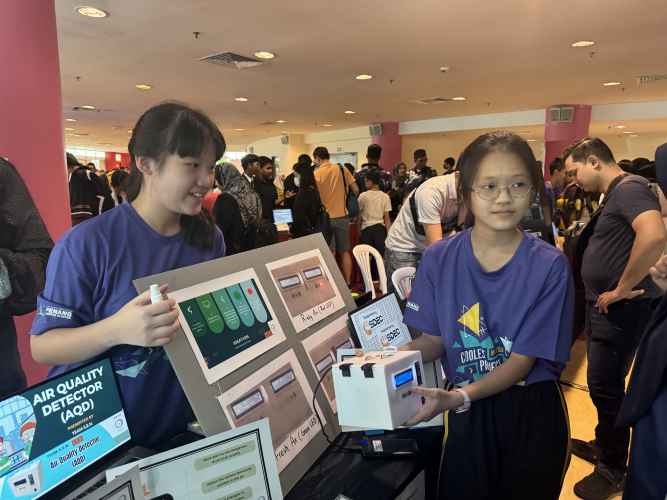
top-left (265, 249), bottom-right (345, 333)
top-left (218, 350), bottom-right (325, 472)
top-left (169, 269), bottom-right (286, 384)
top-left (301, 315), bottom-right (353, 413)
top-left (106, 420), bottom-right (281, 500)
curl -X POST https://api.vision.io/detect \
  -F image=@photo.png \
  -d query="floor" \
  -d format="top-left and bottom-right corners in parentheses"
top-left (559, 339), bottom-right (623, 500)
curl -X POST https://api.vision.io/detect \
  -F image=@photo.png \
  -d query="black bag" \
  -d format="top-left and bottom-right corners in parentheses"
top-left (339, 165), bottom-right (359, 217)
top-left (255, 219), bottom-right (278, 248)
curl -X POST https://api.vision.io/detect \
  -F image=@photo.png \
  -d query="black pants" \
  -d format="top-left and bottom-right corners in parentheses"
top-left (586, 299), bottom-right (653, 472)
top-left (360, 224), bottom-right (386, 279)
top-left (440, 381), bottom-right (570, 500)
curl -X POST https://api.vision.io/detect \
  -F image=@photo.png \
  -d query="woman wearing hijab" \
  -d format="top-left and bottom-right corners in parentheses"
top-left (212, 163), bottom-right (262, 255)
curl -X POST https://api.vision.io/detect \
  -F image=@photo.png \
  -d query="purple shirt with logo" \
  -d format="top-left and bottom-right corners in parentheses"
top-left (31, 203), bottom-right (225, 446)
top-left (404, 229), bottom-right (573, 386)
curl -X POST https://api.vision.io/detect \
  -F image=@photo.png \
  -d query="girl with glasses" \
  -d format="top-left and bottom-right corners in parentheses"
top-left (403, 131), bottom-right (574, 499)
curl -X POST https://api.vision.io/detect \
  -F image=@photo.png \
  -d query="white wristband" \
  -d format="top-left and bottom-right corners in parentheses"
top-left (454, 388), bottom-right (471, 413)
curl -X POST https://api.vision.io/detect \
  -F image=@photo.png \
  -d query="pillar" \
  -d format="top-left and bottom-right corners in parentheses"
top-left (544, 105), bottom-right (592, 178)
top-left (0, 0), bottom-right (71, 385)
top-left (372, 122), bottom-right (402, 173)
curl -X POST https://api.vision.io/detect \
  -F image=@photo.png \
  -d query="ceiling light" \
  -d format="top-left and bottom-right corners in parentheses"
top-left (275, 120), bottom-right (287, 124)
top-left (234, 97), bottom-right (248, 102)
top-left (603, 81), bottom-right (622, 87)
top-left (527, 139), bottom-right (537, 143)
top-left (322, 123), bottom-right (333, 127)
top-left (344, 110), bottom-right (356, 115)
top-left (81, 105), bottom-right (96, 110)
top-left (451, 96), bottom-right (467, 101)
top-left (65, 118), bottom-right (77, 122)
top-left (76, 6), bottom-right (109, 18)
top-left (355, 74), bottom-right (373, 80)
top-left (571, 40), bottom-right (595, 48)
top-left (135, 83), bottom-right (152, 91)
top-left (622, 131), bottom-right (634, 134)
top-left (64, 127), bottom-right (75, 131)
top-left (614, 124), bottom-right (626, 129)
top-left (233, 128), bottom-right (246, 132)
top-left (253, 51), bottom-right (276, 60)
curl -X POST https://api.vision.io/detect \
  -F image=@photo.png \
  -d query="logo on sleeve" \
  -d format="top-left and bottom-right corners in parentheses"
top-left (38, 305), bottom-right (73, 320)
top-left (406, 301), bottom-right (420, 312)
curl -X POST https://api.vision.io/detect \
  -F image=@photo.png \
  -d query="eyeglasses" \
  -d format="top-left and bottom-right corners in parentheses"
top-left (470, 181), bottom-right (532, 201)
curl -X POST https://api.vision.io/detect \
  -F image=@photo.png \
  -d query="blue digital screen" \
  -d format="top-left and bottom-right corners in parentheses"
top-left (393, 369), bottom-right (414, 388)
top-left (273, 209), bottom-right (293, 224)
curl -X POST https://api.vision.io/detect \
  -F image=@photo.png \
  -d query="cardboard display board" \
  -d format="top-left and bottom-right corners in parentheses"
top-left (134, 234), bottom-right (354, 494)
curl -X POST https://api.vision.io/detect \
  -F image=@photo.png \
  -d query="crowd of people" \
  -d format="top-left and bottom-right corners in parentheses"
top-left (2, 100), bottom-right (667, 500)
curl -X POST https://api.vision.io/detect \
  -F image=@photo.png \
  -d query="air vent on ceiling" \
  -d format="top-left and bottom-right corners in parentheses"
top-left (200, 52), bottom-right (265, 69)
top-left (415, 97), bottom-right (456, 104)
top-left (637, 74), bottom-right (667, 86)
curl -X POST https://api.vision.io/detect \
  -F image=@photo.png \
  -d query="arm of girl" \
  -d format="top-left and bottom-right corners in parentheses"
top-left (31, 285), bottom-right (180, 365)
top-left (405, 352), bottom-right (535, 425)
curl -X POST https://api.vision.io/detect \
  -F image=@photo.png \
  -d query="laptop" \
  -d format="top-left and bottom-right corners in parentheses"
top-left (272, 209), bottom-right (293, 232)
top-left (0, 358), bottom-right (150, 500)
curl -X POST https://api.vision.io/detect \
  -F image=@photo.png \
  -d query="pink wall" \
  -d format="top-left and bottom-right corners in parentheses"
top-left (544, 105), bottom-right (592, 178)
top-left (372, 122), bottom-right (402, 173)
top-left (105, 151), bottom-right (131, 170)
top-left (0, 0), bottom-right (70, 385)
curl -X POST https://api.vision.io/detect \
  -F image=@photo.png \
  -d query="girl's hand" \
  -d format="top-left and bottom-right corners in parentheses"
top-left (112, 285), bottom-right (180, 347)
top-left (403, 387), bottom-right (464, 426)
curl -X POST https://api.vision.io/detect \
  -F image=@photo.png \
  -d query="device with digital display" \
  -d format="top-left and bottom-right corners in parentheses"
top-left (273, 209), bottom-right (293, 225)
top-left (332, 350), bottom-right (425, 430)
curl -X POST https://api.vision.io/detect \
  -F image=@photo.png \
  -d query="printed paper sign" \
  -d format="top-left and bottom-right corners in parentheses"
top-left (218, 350), bottom-right (324, 472)
top-left (169, 269), bottom-right (286, 383)
top-left (106, 420), bottom-right (281, 500)
top-left (266, 249), bottom-right (345, 333)
top-left (301, 315), bottom-right (353, 413)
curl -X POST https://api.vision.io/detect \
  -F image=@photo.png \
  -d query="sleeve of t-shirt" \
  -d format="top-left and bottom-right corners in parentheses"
top-left (616, 179), bottom-right (661, 225)
top-left (511, 253), bottom-right (574, 363)
top-left (416, 184), bottom-right (445, 225)
top-left (30, 237), bottom-right (96, 335)
top-left (402, 246), bottom-right (440, 336)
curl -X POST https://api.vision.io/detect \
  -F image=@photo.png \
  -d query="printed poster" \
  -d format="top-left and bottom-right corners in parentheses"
top-left (0, 359), bottom-right (130, 499)
top-left (218, 350), bottom-right (324, 472)
top-left (169, 269), bottom-right (286, 384)
top-left (107, 420), bottom-right (281, 500)
top-left (266, 249), bottom-right (345, 333)
top-left (301, 315), bottom-right (353, 413)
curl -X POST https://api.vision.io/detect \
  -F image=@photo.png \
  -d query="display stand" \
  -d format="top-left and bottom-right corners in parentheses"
top-left (134, 234), bottom-right (354, 494)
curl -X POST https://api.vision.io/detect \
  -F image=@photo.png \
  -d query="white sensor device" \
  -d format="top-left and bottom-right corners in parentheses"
top-left (150, 284), bottom-right (163, 304)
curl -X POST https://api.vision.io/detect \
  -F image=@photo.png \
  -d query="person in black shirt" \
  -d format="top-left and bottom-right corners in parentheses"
top-left (355, 144), bottom-right (392, 194)
top-left (291, 163), bottom-right (326, 238)
top-left (564, 138), bottom-right (666, 499)
top-left (67, 153), bottom-right (106, 224)
top-left (101, 169), bottom-right (129, 211)
top-left (253, 156), bottom-right (278, 222)
top-left (443, 156), bottom-right (456, 174)
top-left (0, 158), bottom-right (52, 398)
top-left (406, 148), bottom-right (436, 192)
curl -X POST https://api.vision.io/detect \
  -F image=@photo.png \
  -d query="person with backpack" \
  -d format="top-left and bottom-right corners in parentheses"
top-left (313, 146), bottom-right (359, 285)
top-left (384, 171), bottom-right (464, 285)
top-left (67, 153), bottom-right (106, 225)
top-left (564, 138), bottom-right (666, 499)
top-left (30, 102), bottom-right (227, 448)
top-left (291, 163), bottom-right (330, 239)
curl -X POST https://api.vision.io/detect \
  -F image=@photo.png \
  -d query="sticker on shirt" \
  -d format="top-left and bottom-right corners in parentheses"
top-left (452, 303), bottom-right (512, 385)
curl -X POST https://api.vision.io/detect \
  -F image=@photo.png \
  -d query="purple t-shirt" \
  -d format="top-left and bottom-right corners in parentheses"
top-left (404, 229), bottom-right (573, 386)
top-left (30, 203), bottom-right (225, 447)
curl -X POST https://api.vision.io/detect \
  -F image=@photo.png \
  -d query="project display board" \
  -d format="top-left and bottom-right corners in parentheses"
top-left (134, 234), bottom-right (355, 494)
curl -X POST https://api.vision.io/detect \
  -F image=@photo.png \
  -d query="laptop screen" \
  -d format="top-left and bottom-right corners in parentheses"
top-left (0, 358), bottom-right (130, 499)
top-left (273, 209), bottom-right (293, 224)
top-left (348, 292), bottom-right (412, 351)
